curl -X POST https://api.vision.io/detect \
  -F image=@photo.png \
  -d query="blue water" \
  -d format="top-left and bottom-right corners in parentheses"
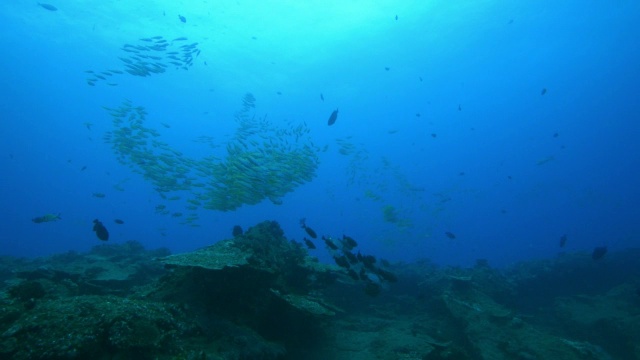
top-left (1, 1), bottom-right (638, 267)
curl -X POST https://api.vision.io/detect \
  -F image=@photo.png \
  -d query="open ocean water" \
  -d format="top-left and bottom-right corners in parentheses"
top-left (0, 1), bottom-right (639, 359)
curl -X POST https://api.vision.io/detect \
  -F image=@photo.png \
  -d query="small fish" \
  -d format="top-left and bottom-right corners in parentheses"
top-left (92, 219), bottom-right (109, 241)
top-left (395, 15), bottom-right (398, 20)
top-left (92, 192), bottom-right (106, 198)
top-left (303, 225), bottom-right (317, 239)
top-left (536, 156), bottom-right (555, 166)
top-left (342, 235), bottom-right (358, 250)
top-left (303, 238), bottom-right (316, 249)
top-left (445, 231), bottom-right (456, 239)
top-left (359, 268), bottom-right (370, 281)
top-left (347, 269), bottom-right (359, 280)
top-left (541, 88), bottom-right (547, 96)
top-left (334, 255), bottom-right (350, 269)
top-left (431, 133), bottom-right (437, 138)
top-left (344, 250), bottom-right (358, 264)
top-left (323, 236), bottom-right (339, 250)
top-left (360, 253), bottom-right (377, 269)
top-left (173, 37), bottom-right (188, 41)
top-left (178, 15), bottom-right (186, 23)
top-left (232, 225), bottom-right (243, 237)
top-left (385, 67), bottom-right (390, 71)
top-left (32, 213), bottom-right (61, 223)
top-left (327, 108), bottom-right (339, 126)
top-left (376, 268), bottom-right (398, 283)
top-left (458, 104), bottom-right (462, 111)
top-left (38, 3), bottom-right (58, 11)
top-left (320, 94), bottom-right (324, 101)
top-left (114, 219), bottom-right (124, 224)
top-left (299, 218), bottom-right (317, 238)
top-left (83, 122), bottom-right (93, 130)
top-left (592, 246), bottom-right (607, 260)
top-left (364, 282), bottom-right (381, 297)
top-left (80, 166), bottom-right (87, 171)
top-left (559, 234), bottom-right (567, 247)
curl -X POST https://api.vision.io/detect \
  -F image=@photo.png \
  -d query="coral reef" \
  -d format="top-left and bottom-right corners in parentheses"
top-left (1, 224), bottom-right (639, 359)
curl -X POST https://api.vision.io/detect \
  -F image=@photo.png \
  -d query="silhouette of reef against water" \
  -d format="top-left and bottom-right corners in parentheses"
top-left (1, 222), bottom-right (639, 359)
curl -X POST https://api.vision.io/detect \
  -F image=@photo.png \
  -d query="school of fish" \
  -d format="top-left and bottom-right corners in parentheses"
top-left (102, 93), bottom-right (320, 218)
top-left (84, 36), bottom-right (200, 87)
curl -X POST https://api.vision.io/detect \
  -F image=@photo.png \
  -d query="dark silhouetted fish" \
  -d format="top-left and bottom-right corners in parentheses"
top-left (364, 282), bottom-right (381, 297)
top-left (359, 268), bottom-right (369, 281)
top-left (592, 246), bottom-right (607, 260)
top-left (32, 213), bottom-right (61, 223)
top-left (334, 255), bottom-right (350, 269)
top-left (320, 94), bottom-right (324, 101)
top-left (303, 237), bottom-right (316, 249)
top-left (38, 3), bottom-right (57, 11)
top-left (327, 108), bottom-right (338, 126)
top-left (232, 225), bottom-right (243, 237)
top-left (559, 234), bottom-right (567, 247)
top-left (342, 235), bottom-right (358, 250)
top-left (347, 269), bottom-right (359, 280)
top-left (323, 236), bottom-right (339, 250)
top-left (541, 88), bottom-right (547, 95)
top-left (445, 231), bottom-right (456, 239)
top-left (344, 250), bottom-right (358, 264)
top-left (93, 219), bottom-right (109, 241)
top-left (114, 219), bottom-right (124, 224)
top-left (178, 15), bottom-right (186, 23)
top-left (299, 218), bottom-right (317, 238)
top-left (360, 253), bottom-right (377, 269)
top-left (303, 225), bottom-right (317, 238)
top-left (375, 268), bottom-right (398, 283)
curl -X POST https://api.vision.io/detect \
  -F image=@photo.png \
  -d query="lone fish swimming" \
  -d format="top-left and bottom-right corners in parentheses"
top-left (327, 108), bottom-right (339, 126)
top-left (32, 213), bottom-right (61, 223)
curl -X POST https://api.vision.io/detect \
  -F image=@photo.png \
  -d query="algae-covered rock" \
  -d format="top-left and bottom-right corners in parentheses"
top-left (161, 240), bottom-right (250, 270)
top-left (11, 241), bottom-right (167, 297)
top-left (270, 289), bottom-right (337, 316)
top-left (151, 221), bottom-right (337, 357)
top-left (0, 295), bottom-right (197, 359)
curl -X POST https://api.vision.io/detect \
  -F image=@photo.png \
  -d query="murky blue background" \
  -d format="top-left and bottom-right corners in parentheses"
top-left (1, 1), bottom-right (638, 267)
